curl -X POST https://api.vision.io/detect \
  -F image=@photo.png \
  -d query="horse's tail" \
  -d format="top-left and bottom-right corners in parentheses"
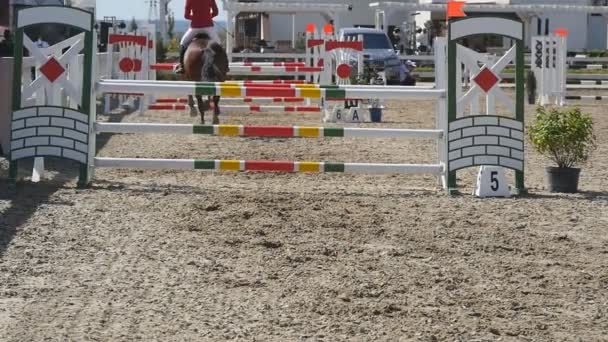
top-left (201, 42), bottom-right (229, 81)
top-left (201, 45), bottom-right (217, 81)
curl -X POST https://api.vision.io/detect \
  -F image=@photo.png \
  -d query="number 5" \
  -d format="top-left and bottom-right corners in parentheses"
top-left (491, 171), bottom-right (499, 191)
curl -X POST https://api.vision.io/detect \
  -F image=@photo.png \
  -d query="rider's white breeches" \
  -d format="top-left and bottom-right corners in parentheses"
top-left (180, 27), bottom-right (220, 47)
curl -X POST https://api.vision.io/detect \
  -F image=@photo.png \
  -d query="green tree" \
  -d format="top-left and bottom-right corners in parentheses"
top-left (156, 34), bottom-right (167, 62)
top-left (168, 12), bottom-right (175, 39)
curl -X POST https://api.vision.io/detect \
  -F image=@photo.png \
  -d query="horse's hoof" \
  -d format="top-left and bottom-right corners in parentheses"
top-left (212, 116), bottom-right (219, 125)
top-left (189, 109), bottom-right (198, 117)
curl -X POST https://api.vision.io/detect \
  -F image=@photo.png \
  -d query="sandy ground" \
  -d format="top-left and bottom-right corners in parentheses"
top-left (1, 93), bottom-right (607, 341)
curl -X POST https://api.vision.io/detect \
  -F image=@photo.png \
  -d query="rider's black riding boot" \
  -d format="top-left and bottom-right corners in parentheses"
top-left (175, 45), bottom-right (187, 74)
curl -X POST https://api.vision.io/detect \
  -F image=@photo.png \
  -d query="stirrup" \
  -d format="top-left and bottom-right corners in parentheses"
top-left (174, 64), bottom-right (185, 74)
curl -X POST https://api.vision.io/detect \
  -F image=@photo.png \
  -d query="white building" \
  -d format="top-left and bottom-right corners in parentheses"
top-left (222, 0), bottom-right (608, 52)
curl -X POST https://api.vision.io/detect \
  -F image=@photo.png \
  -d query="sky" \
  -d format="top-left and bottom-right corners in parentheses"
top-left (96, 0), bottom-right (227, 21)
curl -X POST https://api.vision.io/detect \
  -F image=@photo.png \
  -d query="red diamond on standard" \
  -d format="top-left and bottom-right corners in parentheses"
top-left (39, 57), bottom-right (65, 83)
top-left (473, 67), bottom-right (499, 93)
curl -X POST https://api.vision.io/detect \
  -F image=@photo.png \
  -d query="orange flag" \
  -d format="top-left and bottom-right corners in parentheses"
top-left (447, 1), bottom-right (467, 19)
top-left (306, 23), bottom-right (316, 34)
top-left (554, 28), bottom-right (569, 37)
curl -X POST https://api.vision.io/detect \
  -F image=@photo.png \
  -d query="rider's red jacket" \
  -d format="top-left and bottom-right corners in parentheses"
top-left (185, 0), bottom-right (218, 28)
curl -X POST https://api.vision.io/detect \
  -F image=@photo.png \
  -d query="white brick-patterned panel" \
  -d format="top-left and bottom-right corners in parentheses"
top-left (510, 130), bottom-right (524, 140)
top-left (37, 146), bottom-right (63, 157)
top-left (500, 157), bottom-right (524, 171)
top-left (12, 128), bottom-right (37, 139)
top-left (511, 149), bottom-right (524, 160)
top-left (462, 146), bottom-right (486, 157)
top-left (449, 137), bottom-right (473, 150)
top-left (449, 150), bottom-right (461, 160)
top-left (51, 117), bottom-right (75, 129)
top-left (75, 122), bottom-right (89, 134)
top-left (474, 116), bottom-right (499, 126)
top-left (448, 130), bottom-right (461, 141)
top-left (63, 129), bottom-right (88, 143)
top-left (63, 149), bottom-right (87, 164)
top-left (449, 157), bottom-right (473, 171)
top-left (474, 136), bottom-right (499, 145)
top-left (13, 108), bottom-right (37, 120)
top-left (12, 120), bottom-right (25, 130)
top-left (449, 117), bottom-right (473, 131)
top-left (11, 139), bottom-right (24, 150)
top-left (499, 137), bottom-right (524, 150)
top-left (74, 142), bottom-right (88, 153)
top-left (474, 156), bottom-right (499, 165)
top-left (25, 137), bottom-right (50, 147)
top-left (38, 127), bottom-right (63, 136)
top-left (42, 107), bottom-right (64, 117)
top-left (462, 126), bottom-right (485, 138)
top-left (487, 146), bottom-right (511, 157)
top-left (26, 117), bottom-right (50, 127)
top-left (50, 137), bottom-right (75, 149)
top-left (499, 118), bottom-right (523, 130)
top-left (64, 109), bottom-right (89, 123)
top-left (11, 147), bottom-right (37, 160)
top-left (487, 126), bottom-right (510, 137)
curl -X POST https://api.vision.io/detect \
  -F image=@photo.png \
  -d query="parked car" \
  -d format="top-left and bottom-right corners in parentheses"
top-left (338, 27), bottom-right (402, 85)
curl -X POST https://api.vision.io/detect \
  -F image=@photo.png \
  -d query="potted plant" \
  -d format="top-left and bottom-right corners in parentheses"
top-left (528, 106), bottom-right (597, 193)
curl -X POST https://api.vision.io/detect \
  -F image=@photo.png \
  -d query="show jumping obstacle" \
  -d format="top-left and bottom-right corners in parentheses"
top-left (532, 33), bottom-right (608, 105)
top-left (531, 34), bottom-right (567, 106)
top-left (8, 6), bottom-right (526, 195)
top-left (97, 22), bottom-right (365, 118)
top-left (104, 26), bottom-right (157, 113)
top-left (149, 27), bottom-right (363, 85)
top-left (134, 26), bottom-right (363, 116)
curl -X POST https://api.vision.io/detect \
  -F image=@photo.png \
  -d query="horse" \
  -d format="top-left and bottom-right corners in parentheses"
top-left (183, 33), bottom-right (229, 124)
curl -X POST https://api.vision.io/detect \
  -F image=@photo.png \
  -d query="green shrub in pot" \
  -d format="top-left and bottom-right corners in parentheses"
top-left (528, 106), bottom-right (597, 193)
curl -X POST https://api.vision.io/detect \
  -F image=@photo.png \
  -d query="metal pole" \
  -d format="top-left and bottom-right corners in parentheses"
top-left (292, 14), bottom-right (296, 49)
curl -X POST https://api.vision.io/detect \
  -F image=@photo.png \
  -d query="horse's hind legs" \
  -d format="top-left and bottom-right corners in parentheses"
top-left (212, 96), bottom-right (220, 125)
top-left (188, 95), bottom-right (197, 117)
top-left (195, 95), bottom-right (208, 124)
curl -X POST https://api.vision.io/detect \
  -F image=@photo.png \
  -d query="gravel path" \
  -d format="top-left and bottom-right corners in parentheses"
top-left (1, 96), bottom-right (607, 341)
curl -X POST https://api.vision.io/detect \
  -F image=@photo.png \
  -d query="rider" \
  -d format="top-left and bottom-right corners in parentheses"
top-left (175, 0), bottom-right (220, 74)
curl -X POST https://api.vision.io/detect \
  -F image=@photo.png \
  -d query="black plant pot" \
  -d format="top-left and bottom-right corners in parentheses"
top-left (544, 167), bottom-right (581, 193)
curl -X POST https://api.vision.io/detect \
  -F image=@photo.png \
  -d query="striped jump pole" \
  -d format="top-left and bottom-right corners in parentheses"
top-left (103, 79), bottom-right (325, 88)
top-left (111, 78), bottom-right (435, 90)
top-left (97, 81), bottom-right (446, 100)
top-left (96, 123), bottom-right (444, 139)
top-left (231, 62), bottom-right (307, 67)
top-left (94, 158), bottom-right (444, 175)
top-left (102, 79), bottom-right (434, 89)
top-left (228, 79), bottom-right (311, 84)
top-left (154, 97), bottom-right (308, 104)
top-left (568, 80), bottom-right (608, 85)
top-left (147, 104), bottom-right (322, 112)
top-left (151, 62), bottom-right (309, 69)
top-left (150, 63), bottom-right (324, 75)
top-left (565, 95), bottom-right (608, 101)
